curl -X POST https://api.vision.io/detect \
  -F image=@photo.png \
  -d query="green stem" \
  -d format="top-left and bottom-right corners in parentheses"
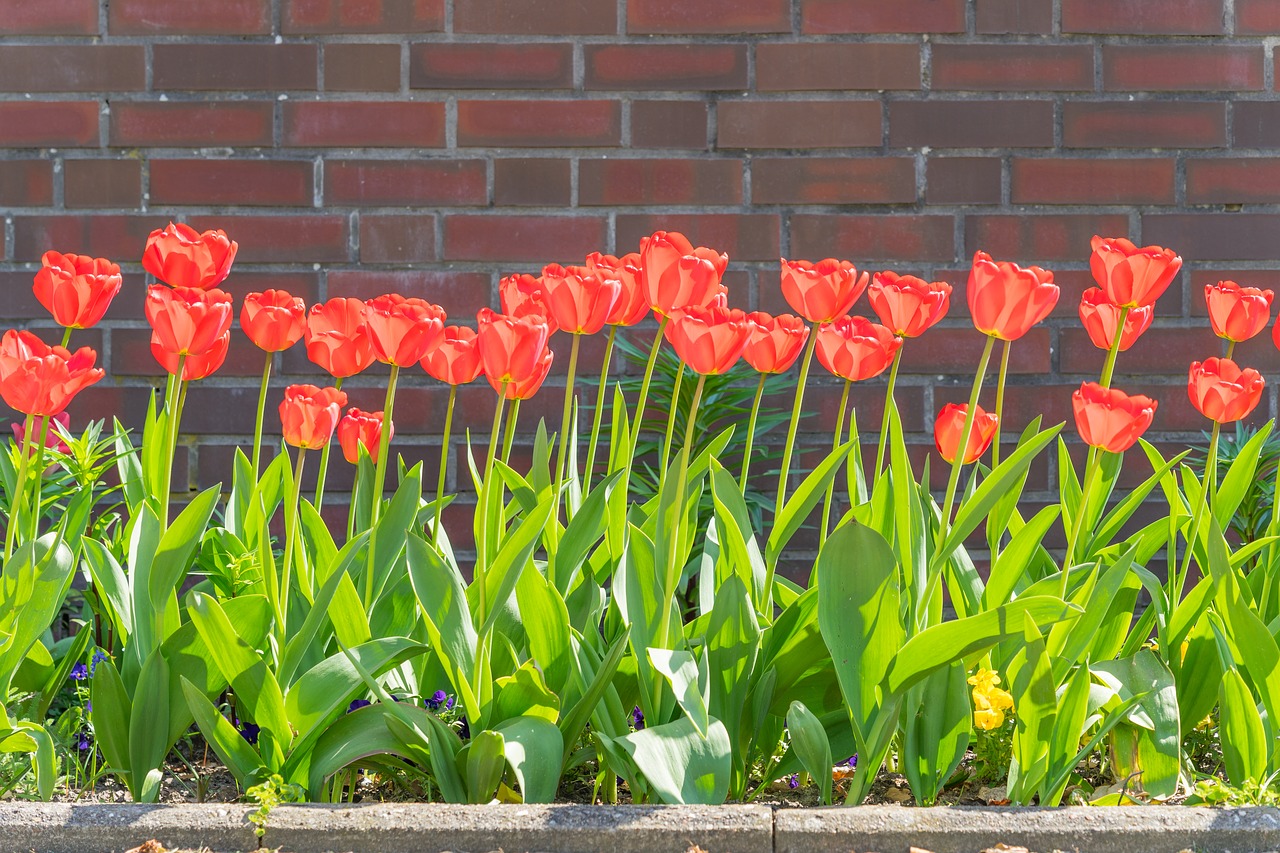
top-left (364, 364), bottom-right (400, 610)
top-left (555, 333), bottom-right (582, 511)
top-left (159, 356), bottom-right (187, 529)
top-left (739, 373), bottom-right (768, 488)
top-left (939, 335), bottom-right (996, 531)
top-left (1098, 306), bottom-right (1131, 390)
top-left (1177, 421), bottom-right (1221, 603)
top-left (873, 345), bottom-right (904, 483)
top-left (626, 320), bottom-right (669, 484)
top-left (583, 325), bottom-right (616, 498)
top-left (313, 377), bottom-right (343, 511)
top-left (5, 414), bottom-right (35, 561)
top-left (59, 328), bottom-right (72, 349)
top-left (30, 415), bottom-right (50, 540)
top-left (1063, 450), bottom-right (1100, 591)
top-left (659, 361), bottom-right (686, 488)
top-left (776, 328), bottom-right (819, 517)
top-left (278, 448), bottom-right (306, 650)
top-left (1226, 340), bottom-right (1237, 361)
top-left (820, 380), bottom-right (852, 545)
top-left (433, 384), bottom-right (456, 546)
top-left (991, 340), bottom-right (1011, 468)
top-left (478, 384), bottom-right (509, 626)
top-left (503, 400), bottom-right (520, 465)
top-left (251, 352), bottom-right (272, 475)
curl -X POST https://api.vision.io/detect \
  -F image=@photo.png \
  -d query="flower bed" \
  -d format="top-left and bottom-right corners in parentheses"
top-left (0, 225), bottom-right (1272, 811)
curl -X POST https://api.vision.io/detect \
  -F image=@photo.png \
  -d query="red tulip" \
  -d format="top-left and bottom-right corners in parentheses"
top-left (492, 347), bottom-right (554, 400)
top-left (780, 258), bottom-right (869, 325)
top-left (142, 222), bottom-right (237, 291)
top-left (587, 251), bottom-right (647, 327)
top-left (279, 384), bottom-right (348, 450)
top-left (33, 251), bottom-right (122, 329)
top-left (12, 411), bottom-right (70, 455)
top-left (640, 231), bottom-right (729, 318)
top-left (1206, 280), bottom-right (1274, 343)
top-left (305, 297), bottom-right (376, 379)
top-left (500, 273), bottom-right (558, 334)
top-left (1072, 382), bottom-right (1157, 454)
top-left (868, 271), bottom-right (951, 338)
top-left (145, 285), bottom-right (234, 357)
top-left (742, 311), bottom-right (809, 374)
top-left (814, 316), bottom-right (902, 382)
top-left (934, 403), bottom-right (999, 465)
top-left (337, 407), bottom-right (392, 464)
top-left (0, 330), bottom-right (103, 417)
top-left (664, 305), bottom-right (751, 376)
top-left (151, 331), bottom-right (230, 380)
top-left (967, 251), bottom-right (1059, 341)
top-left (477, 307), bottom-right (551, 387)
top-left (537, 263), bottom-right (621, 335)
top-left (1089, 235), bottom-right (1182, 309)
top-left (1188, 358), bottom-right (1265, 424)
top-left (422, 325), bottom-right (484, 386)
top-left (364, 294), bottom-right (447, 367)
top-left (1078, 287), bottom-right (1153, 352)
top-left (241, 289), bottom-right (306, 353)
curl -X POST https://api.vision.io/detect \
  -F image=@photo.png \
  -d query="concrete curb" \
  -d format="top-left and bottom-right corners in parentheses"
top-left (0, 803), bottom-right (258, 853)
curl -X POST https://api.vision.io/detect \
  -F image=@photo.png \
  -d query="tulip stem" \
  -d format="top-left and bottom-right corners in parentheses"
top-left (991, 340), bottom-right (1011, 468)
top-left (59, 328), bottom-right (72, 349)
top-left (1098, 306), bottom-right (1130, 390)
top-left (364, 364), bottom-right (399, 610)
top-left (313, 377), bottom-right (343, 511)
top-left (583, 325), bottom-right (616, 498)
top-left (555, 333), bottom-right (582, 519)
top-left (158, 356), bottom-right (186, 529)
top-left (776, 328), bottom-right (819, 519)
top-left (940, 335), bottom-right (996, 532)
top-left (478, 383), bottom-right (509, 625)
top-left (820, 379), bottom-right (852, 545)
top-left (29, 415), bottom-right (50, 541)
top-left (5, 414), bottom-right (35, 561)
top-left (503, 400), bottom-right (520, 465)
top-left (1063, 450), bottom-right (1100, 585)
top-left (626, 320), bottom-right (669, 492)
top-left (279, 448), bottom-right (306, 650)
top-left (873, 346), bottom-right (904, 484)
top-left (659, 362), bottom-right (685, 489)
top-left (1176, 420), bottom-right (1221, 605)
top-left (432, 384), bottom-right (456, 547)
top-left (251, 352), bottom-right (272, 476)
top-left (1226, 340), bottom-right (1237, 361)
top-left (739, 373), bottom-right (768, 489)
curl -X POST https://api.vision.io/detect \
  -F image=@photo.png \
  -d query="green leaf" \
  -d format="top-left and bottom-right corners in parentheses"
top-left (766, 440), bottom-right (854, 571)
top-left (515, 563), bottom-right (573, 696)
top-left (558, 630), bottom-right (629, 765)
top-left (648, 648), bottom-right (710, 738)
top-left (181, 677), bottom-right (268, 788)
top-left (89, 657), bottom-right (131, 790)
top-left (609, 716), bottom-right (731, 804)
top-left (286, 637), bottom-right (424, 743)
top-left (554, 471), bottom-right (620, 593)
top-left (479, 493), bottom-right (553, 637)
top-left (463, 730), bottom-right (506, 804)
top-left (148, 486), bottom-right (219, 616)
top-left (128, 649), bottom-right (171, 803)
top-left (901, 662), bottom-right (969, 806)
top-left (1219, 666), bottom-right (1267, 786)
top-left (492, 660), bottom-right (560, 725)
top-left (786, 700), bottom-right (833, 805)
top-left (495, 716), bottom-right (563, 803)
top-left (406, 532), bottom-right (480, 726)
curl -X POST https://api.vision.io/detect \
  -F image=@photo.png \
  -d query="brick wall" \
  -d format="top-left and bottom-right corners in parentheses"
top-left (1, 0), bottom-right (1278, 542)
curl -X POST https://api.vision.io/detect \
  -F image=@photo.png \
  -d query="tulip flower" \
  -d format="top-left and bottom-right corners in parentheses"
top-left (934, 403), bottom-right (999, 465)
top-left (493, 347), bottom-right (553, 401)
top-left (142, 222), bottom-right (237, 291)
top-left (664, 305), bottom-right (751, 377)
top-left (1079, 287), bottom-right (1153, 353)
top-left (1206, 280), bottom-right (1274, 345)
top-left (305, 298), bottom-right (377, 380)
top-left (280, 384), bottom-right (347, 450)
top-left (150, 331), bottom-right (229, 381)
top-left (33, 251), bottom-right (122, 332)
top-left (537, 263), bottom-right (621, 337)
top-left (868, 271), bottom-right (951, 338)
top-left (639, 231), bottom-right (728, 319)
top-left (814, 316), bottom-right (901, 383)
top-left (1072, 382), bottom-right (1157, 454)
top-left (145, 285), bottom-right (234, 361)
top-left (1188, 358), bottom-right (1265, 424)
top-left (967, 252), bottom-right (1059, 343)
top-left (422, 325), bottom-right (484, 387)
top-left (500, 274), bottom-right (558, 335)
top-left (476, 307), bottom-right (551, 389)
top-left (1089, 235), bottom-right (1182, 309)
top-left (337, 407), bottom-right (392, 465)
top-left (364, 294), bottom-right (447, 368)
top-left (12, 411), bottom-right (70, 456)
top-left (241, 290), bottom-right (306, 353)
top-left (781, 258), bottom-right (869, 326)
top-left (0, 330), bottom-right (103, 418)
top-left (738, 312), bottom-right (808, 485)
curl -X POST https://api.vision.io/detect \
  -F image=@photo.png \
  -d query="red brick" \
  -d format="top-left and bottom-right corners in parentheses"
top-left (111, 102), bottom-right (273, 148)
top-left (889, 100), bottom-right (1054, 148)
top-left (1063, 101), bottom-right (1226, 149)
top-left (627, 0), bottom-right (789, 33)
top-left (443, 215), bottom-right (607, 262)
top-left (283, 0), bottom-right (443, 33)
top-left (109, 0), bottom-right (270, 33)
top-left (1103, 45), bottom-right (1263, 92)
top-left (1011, 158), bottom-right (1175, 205)
top-left (323, 270), bottom-right (492, 318)
top-left (965, 214), bottom-right (1131, 261)
top-left (175, 216), bottom-right (347, 263)
top-left (150, 160), bottom-right (313, 207)
top-left (12, 215), bottom-right (168, 261)
top-left (1061, 326), bottom-right (1280, 375)
top-left (976, 0), bottom-right (1052, 33)
top-left (752, 157), bottom-right (916, 205)
top-left (790, 215), bottom-right (955, 262)
top-left (0, 46), bottom-right (144, 93)
top-left (359, 214), bottom-right (437, 263)
top-left (718, 101), bottom-right (881, 149)
top-left (0, 161), bottom-right (53, 207)
top-left (900, 328), bottom-right (1051, 375)
top-left (153, 45), bottom-right (318, 91)
top-left (493, 159), bottom-right (571, 206)
top-left (112, 328), bottom-right (265, 379)
top-left (0, 0), bottom-right (98, 33)
top-left (1185, 159), bottom-right (1280, 204)
top-left (0, 102), bottom-right (98, 147)
top-left (926, 157), bottom-right (1002, 204)
top-left (579, 159), bottom-right (742, 206)
top-left (755, 44), bottom-right (920, 91)
top-left (616, 214), bottom-right (779, 261)
top-left (102, 270), bottom-right (320, 322)
top-left (585, 45), bottom-right (748, 91)
top-left (932, 45), bottom-right (1093, 92)
top-left (457, 100), bottom-right (620, 148)
top-left (411, 44), bottom-right (573, 90)
top-left (1143, 214), bottom-right (1280, 261)
top-left (1062, 0), bottom-right (1224, 34)
top-left (325, 44), bottom-right (401, 92)
top-left (283, 102), bottom-right (444, 148)
top-left (65, 160), bottom-right (142, 209)
top-left (0, 272), bottom-right (55, 318)
top-left (326, 160), bottom-right (487, 206)
top-left (801, 0), bottom-right (965, 33)
top-left (631, 101), bottom-right (707, 149)
top-left (454, 0), bottom-right (615, 34)
top-left (1237, 0), bottom-right (1280, 34)
top-left (1233, 102), bottom-right (1280, 148)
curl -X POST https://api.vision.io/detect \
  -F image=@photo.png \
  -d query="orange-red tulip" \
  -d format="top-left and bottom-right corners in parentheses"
top-left (492, 347), bottom-right (554, 400)
top-left (664, 305), bottom-right (751, 376)
top-left (934, 403), bottom-right (999, 465)
top-left (500, 273), bottom-right (558, 334)
top-left (337, 407), bottom-right (392, 464)
top-left (814, 316), bottom-right (901, 382)
top-left (0, 330), bottom-right (103, 417)
top-left (422, 325), bottom-right (484, 386)
top-left (241, 290), bottom-right (306, 353)
top-left (145, 285), bottom-right (234, 357)
top-left (151, 331), bottom-right (229, 380)
top-left (537, 263), bottom-right (622, 335)
top-left (1206, 280), bottom-right (1274, 343)
top-left (868, 271), bottom-right (951, 338)
top-left (33, 251), bottom-right (122, 330)
top-left (12, 411), bottom-right (70, 455)
top-left (305, 297), bottom-right (376, 379)
top-left (742, 311), bottom-right (809, 374)
top-left (1188, 358), bottom-right (1265, 424)
top-left (780, 258), bottom-right (869, 325)
top-left (1078, 287), bottom-right (1153, 352)
top-left (588, 251), bottom-right (647, 327)
top-left (364, 294), bottom-right (447, 367)
top-left (477, 307), bottom-right (551, 387)
top-left (1072, 382), bottom-right (1157, 453)
top-left (1089, 235), bottom-right (1182, 309)
top-left (279, 384), bottom-right (348, 450)
top-left (640, 231), bottom-right (729, 318)
top-left (142, 222), bottom-right (237, 291)
top-left (967, 251), bottom-right (1059, 341)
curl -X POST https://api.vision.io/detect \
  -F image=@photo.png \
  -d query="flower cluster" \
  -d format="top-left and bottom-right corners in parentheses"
top-left (968, 669), bottom-right (1014, 731)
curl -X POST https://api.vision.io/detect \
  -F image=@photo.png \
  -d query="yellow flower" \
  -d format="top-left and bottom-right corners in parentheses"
top-left (974, 708), bottom-right (1005, 730)
top-left (967, 668), bottom-right (1002, 692)
top-left (1181, 640), bottom-right (1189, 664)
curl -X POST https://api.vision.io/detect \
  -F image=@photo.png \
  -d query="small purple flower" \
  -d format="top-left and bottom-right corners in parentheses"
top-left (458, 716), bottom-right (470, 740)
top-left (426, 690), bottom-right (448, 710)
top-left (236, 720), bottom-right (260, 745)
top-left (84, 701), bottom-right (92, 714)
top-left (89, 649), bottom-right (108, 677)
top-left (788, 775), bottom-right (799, 789)
top-left (631, 706), bottom-right (645, 730)
top-left (347, 698), bottom-right (371, 714)
top-left (446, 695), bottom-right (455, 710)
top-left (77, 734), bottom-right (90, 752)
top-left (69, 662), bottom-right (88, 682)
top-left (844, 754), bottom-right (858, 769)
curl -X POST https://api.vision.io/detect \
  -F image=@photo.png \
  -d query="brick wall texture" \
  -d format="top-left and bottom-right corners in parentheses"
top-left (1, 0), bottom-right (1279, 538)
